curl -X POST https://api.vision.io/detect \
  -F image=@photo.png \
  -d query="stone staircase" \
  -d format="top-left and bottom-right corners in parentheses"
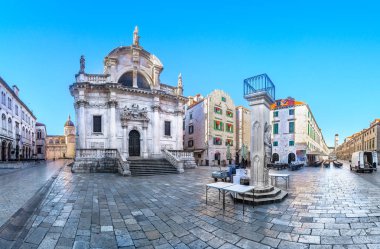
top-left (233, 186), bottom-right (288, 205)
top-left (129, 158), bottom-right (178, 176)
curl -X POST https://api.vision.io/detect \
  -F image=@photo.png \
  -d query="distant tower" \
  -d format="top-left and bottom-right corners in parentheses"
top-left (64, 115), bottom-right (76, 159)
top-left (177, 73), bottom-right (183, 95)
top-left (334, 134), bottom-right (339, 149)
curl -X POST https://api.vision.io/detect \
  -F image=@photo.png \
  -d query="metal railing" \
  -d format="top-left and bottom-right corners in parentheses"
top-left (244, 73), bottom-right (275, 100)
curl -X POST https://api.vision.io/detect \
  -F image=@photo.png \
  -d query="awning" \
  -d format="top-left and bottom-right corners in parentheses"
top-left (307, 151), bottom-right (321, 155)
top-left (193, 150), bottom-right (205, 153)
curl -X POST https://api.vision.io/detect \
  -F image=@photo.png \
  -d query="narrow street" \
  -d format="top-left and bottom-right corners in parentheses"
top-left (0, 160), bottom-right (68, 227)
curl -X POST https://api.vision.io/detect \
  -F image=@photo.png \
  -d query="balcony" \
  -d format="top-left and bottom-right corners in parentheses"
top-left (243, 73), bottom-right (275, 100)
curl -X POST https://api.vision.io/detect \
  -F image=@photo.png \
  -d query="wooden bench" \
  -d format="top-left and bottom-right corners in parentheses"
top-left (269, 173), bottom-right (290, 189)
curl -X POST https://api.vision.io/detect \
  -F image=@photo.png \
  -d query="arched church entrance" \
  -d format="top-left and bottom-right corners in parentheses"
top-left (129, 130), bottom-right (141, 157)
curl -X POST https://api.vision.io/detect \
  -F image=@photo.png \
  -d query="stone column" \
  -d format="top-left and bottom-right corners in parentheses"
top-left (142, 123), bottom-right (148, 158)
top-left (245, 91), bottom-right (274, 190)
top-left (176, 102), bottom-right (184, 150)
top-left (122, 125), bottom-right (128, 158)
top-left (76, 100), bottom-right (87, 149)
top-left (152, 98), bottom-right (160, 157)
top-left (108, 100), bottom-right (117, 148)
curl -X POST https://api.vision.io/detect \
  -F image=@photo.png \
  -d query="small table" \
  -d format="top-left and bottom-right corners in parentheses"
top-left (205, 182), bottom-right (234, 210)
top-left (223, 184), bottom-right (255, 214)
top-left (269, 173), bottom-right (290, 189)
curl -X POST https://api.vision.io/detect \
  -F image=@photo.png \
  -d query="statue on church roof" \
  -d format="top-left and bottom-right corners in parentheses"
top-left (133, 26), bottom-right (140, 46)
top-left (79, 55), bottom-right (85, 74)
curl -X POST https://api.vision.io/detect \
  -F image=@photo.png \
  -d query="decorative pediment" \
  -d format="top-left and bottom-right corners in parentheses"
top-left (120, 104), bottom-right (149, 122)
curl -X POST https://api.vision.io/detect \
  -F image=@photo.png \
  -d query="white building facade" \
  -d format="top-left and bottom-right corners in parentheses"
top-left (235, 106), bottom-right (251, 164)
top-left (70, 27), bottom-right (186, 172)
top-left (0, 77), bottom-right (36, 161)
top-left (270, 97), bottom-right (329, 164)
top-left (184, 90), bottom-right (236, 166)
top-left (36, 122), bottom-right (46, 160)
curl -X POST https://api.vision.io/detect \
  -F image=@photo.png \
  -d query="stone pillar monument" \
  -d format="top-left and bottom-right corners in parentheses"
top-left (245, 91), bottom-right (274, 190)
top-left (243, 74), bottom-right (289, 204)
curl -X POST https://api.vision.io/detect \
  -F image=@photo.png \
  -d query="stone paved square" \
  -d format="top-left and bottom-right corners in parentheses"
top-left (11, 162), bottom-right (380, 248)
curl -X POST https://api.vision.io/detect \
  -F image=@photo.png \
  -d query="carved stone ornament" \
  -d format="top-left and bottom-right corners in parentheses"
top-left (120, 104), bottom-right (149, 122)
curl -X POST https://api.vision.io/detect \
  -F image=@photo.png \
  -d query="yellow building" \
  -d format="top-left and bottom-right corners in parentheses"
top-left (336, 119), bottom-right (380, 160)
top-left (45, 116), bottom-right (75, 160)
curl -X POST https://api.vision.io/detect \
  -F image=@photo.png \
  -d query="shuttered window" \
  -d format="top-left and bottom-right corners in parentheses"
top-left (165, 121), bottom-right (171, 136)
top-left (93, 116), bottom-right (102, 133)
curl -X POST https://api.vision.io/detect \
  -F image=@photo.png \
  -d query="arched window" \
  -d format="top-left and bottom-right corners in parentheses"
top-left (118, 71), bottom-right (150, 89)
top-left (49, 139), bottom-right (53, 144)
top-left (8, 118), bottom-right (12, 132)
top-left (2, 114), bottom-right (6, 130)
top-left (55, 139), bottom-right (59, 144)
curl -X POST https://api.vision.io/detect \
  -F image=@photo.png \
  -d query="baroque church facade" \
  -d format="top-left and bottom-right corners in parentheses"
top-left (70, 27), bottom-right (187, 173)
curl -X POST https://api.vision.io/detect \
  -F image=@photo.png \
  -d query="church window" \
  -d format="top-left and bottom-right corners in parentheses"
top-left (93, 116), bottom-right (102, 133)
top-left (164, 121), bottom-right (171, 136)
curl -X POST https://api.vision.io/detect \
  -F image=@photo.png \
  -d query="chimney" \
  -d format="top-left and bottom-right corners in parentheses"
top-left (12, 85), bottom-right (19, 96)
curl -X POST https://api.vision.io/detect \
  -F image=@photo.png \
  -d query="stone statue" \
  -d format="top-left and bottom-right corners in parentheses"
top-left (133, 26), bottom-right (140, 46)
top-left (79, 55), bottom-right (85, 73)
top-left (264, 122), bottom-right (272, 168)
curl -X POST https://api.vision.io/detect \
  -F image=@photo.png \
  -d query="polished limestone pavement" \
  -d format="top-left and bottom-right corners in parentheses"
top-left (10, 162), bottom-right (380, 249)
top-left (0, 160), bottom-right (69, 227)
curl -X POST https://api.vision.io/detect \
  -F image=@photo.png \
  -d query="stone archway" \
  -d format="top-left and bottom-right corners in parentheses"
top-left (288, 153), bottom-right (296, 164)
top-left (7, 142), bottom-right (11, 160)
top-left (16, 145), bottom-right (19, 160)
top-left (128, 130), bottom-right (141, 157)
top-left (1, 141), bottom-right (6, 161)
top-left (272, 153), bottom-right (279, 163)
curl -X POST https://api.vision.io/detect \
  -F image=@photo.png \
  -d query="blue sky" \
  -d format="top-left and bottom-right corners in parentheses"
top-left (0, 1), bottom-right (379, 145)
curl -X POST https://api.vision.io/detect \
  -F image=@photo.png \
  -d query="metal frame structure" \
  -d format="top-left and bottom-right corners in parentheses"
top-left (243, 73), bottom-right (275, 100)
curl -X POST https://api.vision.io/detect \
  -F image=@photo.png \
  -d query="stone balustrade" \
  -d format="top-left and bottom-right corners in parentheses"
top-left (167, 150), bottom-right (194, 159)
top-left (162, 149), bottom-right (184, 173)
top-left (160, 84), bottom-right (177, 95)
top-left (76, 148), bottom-right (118, 159)
top-left (75, 74), bottom-right (110, 84)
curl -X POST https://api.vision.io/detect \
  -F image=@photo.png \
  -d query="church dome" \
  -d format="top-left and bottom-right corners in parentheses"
top-left (64, 115), bottom-right (74, 127)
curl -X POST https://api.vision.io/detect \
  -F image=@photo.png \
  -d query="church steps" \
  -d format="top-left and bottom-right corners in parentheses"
top-left (129, 158), bottom-right (178, 176)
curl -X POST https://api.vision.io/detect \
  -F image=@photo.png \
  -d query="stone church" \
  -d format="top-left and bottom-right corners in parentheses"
top-left (70, 27), bottom-right (188, 174)
top-left (45, 116), bottom-right (76, 160)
